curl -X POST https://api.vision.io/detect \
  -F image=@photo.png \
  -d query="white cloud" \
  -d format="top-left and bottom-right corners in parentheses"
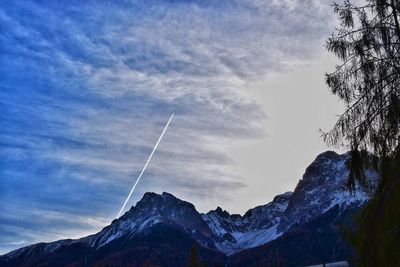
top-left (1, 0), bottom-right (339, 254)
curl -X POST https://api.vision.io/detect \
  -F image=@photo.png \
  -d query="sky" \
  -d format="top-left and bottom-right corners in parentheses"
top-left (1, 0), bottom-right (346, 254)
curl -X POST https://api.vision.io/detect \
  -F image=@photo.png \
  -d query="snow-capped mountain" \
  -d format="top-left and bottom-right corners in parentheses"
top-left (2, 192), bottom-right (218, 264)
top-left (84, 192), bottom-right (215, 250)
top-left (203, 191), bottom-right (292, 254)
top-left (0, 151), bottom-right (378, 267)
top-left (277, 151), bottom-right (377, 232)
top-left (202, 151), bottom-right (377, 255)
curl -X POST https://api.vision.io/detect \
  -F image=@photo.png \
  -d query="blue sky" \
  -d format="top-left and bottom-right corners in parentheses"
top-left (1, 0), bottom-right (344, 254)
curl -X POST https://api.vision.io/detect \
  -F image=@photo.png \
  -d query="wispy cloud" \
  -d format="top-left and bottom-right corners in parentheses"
top-left (0, 0), bottom-right (334, 254)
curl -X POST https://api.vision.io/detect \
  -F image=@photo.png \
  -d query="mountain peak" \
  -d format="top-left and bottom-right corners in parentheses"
top-left (162, 191), bottom-right (175, 197)
top-left (272, 191), bottom-right (293, 203)
top-left (278, 150), bottom-right (377, 232)
top-left (315, 150), bottom-right (340, 160)
top-left (1, 150), bottom-right (379, 266)
top-left (132, 191), bottom-right (187, 210)
top-left (140, 191), bottom-right (177, 201)
top-left (142, 191), bottom-right (159, 200)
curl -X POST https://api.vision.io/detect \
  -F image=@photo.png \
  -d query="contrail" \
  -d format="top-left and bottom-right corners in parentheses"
top-left (117, 113), bottom-right (174, 218)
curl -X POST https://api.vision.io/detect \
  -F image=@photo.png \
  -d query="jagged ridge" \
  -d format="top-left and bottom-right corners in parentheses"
top-left (0, 151), bottom-right (379, 266)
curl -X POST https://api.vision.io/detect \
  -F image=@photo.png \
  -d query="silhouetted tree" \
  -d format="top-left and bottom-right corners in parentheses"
top-left (187, 244), bottom-right (211, 267)
top-left (324, 0), bottom-right (400, 266)
top-left (188, 244), bottom-right (201, 267)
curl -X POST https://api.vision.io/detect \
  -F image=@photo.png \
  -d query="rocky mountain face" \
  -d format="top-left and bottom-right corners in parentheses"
top-left (277, 151), bottom-right (375, 232)
top-left (229, 205), bottom-right (359, 267)
top-left (202, 151), bottom-right (377, 256)
top-left (0, 151), bottom-right (378, 267)
top-left (1, 192), bottom-right (226, 267)
top-left (84, 192), bottom-right (216, 250)
top-left (203, 191), bottom-right (292, 254)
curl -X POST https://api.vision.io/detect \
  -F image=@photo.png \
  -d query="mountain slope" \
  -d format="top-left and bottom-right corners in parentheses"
top-left (202, 191), bottom-right (292, 254)
top-left (0, 151), bottom-right (378, 266)
top-left (84, 192), bottom-right (215, 250)
top-left (277, 151), bottom-right (376, 232)
top-left (0, 192), bottom-right (225, 267)
top-left (229, 205), bottom-right (358, 267)
top-left (202, 151), bottom-right (377, 255)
